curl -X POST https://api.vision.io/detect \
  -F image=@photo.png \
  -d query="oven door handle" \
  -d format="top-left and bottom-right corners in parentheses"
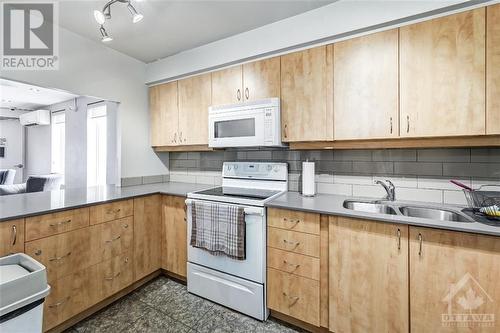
top-left (185, 199), bottom-right (264, 217)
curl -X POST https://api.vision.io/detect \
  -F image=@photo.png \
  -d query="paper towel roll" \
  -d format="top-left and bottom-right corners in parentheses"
top-left (302, 161), bottom-right (315, 196)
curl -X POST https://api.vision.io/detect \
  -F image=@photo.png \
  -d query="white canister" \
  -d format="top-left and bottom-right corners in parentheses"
top-left (302, 161), bottom-right (316, 196)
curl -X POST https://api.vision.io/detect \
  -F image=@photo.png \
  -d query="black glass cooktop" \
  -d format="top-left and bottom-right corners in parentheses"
top-left (195, 186), bottom-right (280, 200)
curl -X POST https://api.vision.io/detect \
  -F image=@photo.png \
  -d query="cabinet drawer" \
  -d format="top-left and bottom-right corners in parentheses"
top-left (267, 247), bottom-right (320, 280)
top-left (89, 216), bottom-right (133, 265)
top-left (89, 199), bottom-right (133, 225)
top-left (26, 208), bottom-right (89, 241)
top-left (43, 267), bottom-right (92, 331)
top-left (268, 208), bottom-right (320, 235)
top-left (0, 219), bottom-right (24, 257)
top-left (25, 228), bottom-right (91, 282)
top-left (267, 267), bottom-right (320, 326)
top-left (92, 252), bottom-right (134, 302)
top-left (268, 227), bottom-right (320, 258)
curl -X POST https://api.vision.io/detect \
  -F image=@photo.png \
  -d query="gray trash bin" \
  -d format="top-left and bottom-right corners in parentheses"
top-left (0, 253), bottom-right (51, 333)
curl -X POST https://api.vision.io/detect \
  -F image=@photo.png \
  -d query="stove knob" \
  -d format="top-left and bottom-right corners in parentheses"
top-left (234, 165), bottom-right (239, 170)
top-left (267, 165), bottom-right (272, 171)
top-left (227, 165), bottom-right (232, 171)
top-left (273, 166), bottom-right (280, 172)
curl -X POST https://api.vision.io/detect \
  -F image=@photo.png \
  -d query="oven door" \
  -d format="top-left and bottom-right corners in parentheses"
top-left (208, 108), bottom-right (265, 147)
top-left (186, 199), bottom-right (266, 284)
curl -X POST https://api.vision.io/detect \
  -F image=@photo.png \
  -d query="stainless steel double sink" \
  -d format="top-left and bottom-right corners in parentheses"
top-left (343, 200), bottom-right (473, 223)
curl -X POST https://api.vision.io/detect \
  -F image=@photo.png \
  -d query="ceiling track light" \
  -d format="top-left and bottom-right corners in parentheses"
top-left (93, 0), bottom-right (143, 42)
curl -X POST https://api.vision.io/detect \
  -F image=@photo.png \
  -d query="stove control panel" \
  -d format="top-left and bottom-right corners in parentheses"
top-left (223, 162), bottom-right (287, 181)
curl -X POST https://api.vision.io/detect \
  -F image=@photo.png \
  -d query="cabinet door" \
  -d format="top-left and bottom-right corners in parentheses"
top-left (329, 217), bottom-right (408, 333)
top-left (409, 227), bottom-right (500, 333)
top-left (280, 45), bottom-right (333, 142)
top-left (400, 9), bottom-right (485, 137)
top-left (0, 219), bottom-right (24, 257)
top-left (25, 228), bottom-right (91, 282)
top-left (334, 29), bottom-right (399, 140)
top-left (149, 81), bottom-right (179, 146)
top-left (134, 195), bottom-right (161, 280)
top-left (162, 195), bottom-right (187, 277)
top-left (487, 4), bottom-right (500, 134)
top-left (178, 73), bottom-right (211, 145)
top-left (211, 65), bottom-right (243, 105)
top-left (89, 216), bottom-right (133, 265)
top-left (242, 57), bottom-right (280, 101)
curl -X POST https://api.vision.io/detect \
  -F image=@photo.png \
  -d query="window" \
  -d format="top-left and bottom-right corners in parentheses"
top-left (87, 104), bottom-right (107, 187)
top-left (51, 112), bottom-right (65, 182)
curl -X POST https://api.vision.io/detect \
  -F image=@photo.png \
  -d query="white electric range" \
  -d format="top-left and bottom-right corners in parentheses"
top-left (186, 162), bottom-right (288, 321)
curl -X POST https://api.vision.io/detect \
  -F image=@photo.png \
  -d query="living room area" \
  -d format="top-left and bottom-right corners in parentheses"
top-left (0, 78), bottom-right (120, 195)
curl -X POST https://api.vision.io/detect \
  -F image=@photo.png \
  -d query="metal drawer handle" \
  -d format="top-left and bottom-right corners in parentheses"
top-left (282, 292), bottom-right (300, 306)
top-left (107, 208), bottom-right (121, 214)
top-left (49, 219), bottom-right (72, 227)
top-left (283, 218), bottom-right (300, 228)
top-left (245, 87), bottom-right (249, 100)
top-left (283, 239), bottom-right (300, 249)
top-left (48, 296), bottom-right (70, 308)
top-left (104, 272), bottom-right (121, 280)
top-left (105, 235), bottom-right (121, 243)
top-left (390, 117), bottom-right (393, 134)
top-left (11, 225), bottom-right (17, 246)
top-left (418, 233), bottom-right (423, 257)
top-left (49, 252), bottom-right (72, 262)
top-left (122, 223), bottom-right (129, 228)
top-left (397, 228), bottom-right (401, 251)
top-left (237, 89), bottom-right (241, 101)
top-left (283, 260), bottom-right (300, 271)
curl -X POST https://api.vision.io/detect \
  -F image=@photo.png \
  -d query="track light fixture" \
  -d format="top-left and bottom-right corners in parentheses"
top-left (94, 0), bottom-right (144, 42)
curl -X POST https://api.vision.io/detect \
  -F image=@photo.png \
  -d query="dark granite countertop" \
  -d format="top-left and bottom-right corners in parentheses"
top-left (266, 191), bottom-right (500, 237)
top-left (0, 182), bottom-right (211, 222)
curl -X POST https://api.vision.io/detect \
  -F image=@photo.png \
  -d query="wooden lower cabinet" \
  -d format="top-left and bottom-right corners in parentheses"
top-left (25, 228), bottom-right (91, 282)
top-left (329, 217), bottom-right (409, 333)
top-left (162, 195), bottom-right (188, 277)
top-left (268, 227), bottom-right (320, 257)
top-left (409, 227), bottom-right (500, 333)
top-left (89, 216), bottom-right (134, 265)
top-left (25, 208), bottom-right (89, 242)
top-left (89, 199), bottom-right (134, 225)
top-left (268, 267), bottom-right (320, 326)
top-left (43, 267), bottom-right (93, 331)
top-left (91, 252), bottom-right (134, 302)
top-left (0, 218), bottom-right (24, 256)
top-left (134, 195), bottom-right (162, 280)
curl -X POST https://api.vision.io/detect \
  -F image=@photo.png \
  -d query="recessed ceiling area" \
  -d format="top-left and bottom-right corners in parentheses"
top-left (58, 0), bottom-right (335, 63)
top-left (0, 79), bottom-right (79, 116)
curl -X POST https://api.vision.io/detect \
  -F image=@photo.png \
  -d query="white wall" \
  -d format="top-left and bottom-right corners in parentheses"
top-left (2, 26), bottom-right (168, 179)
top-left (147, 0), bottom-right (495, 83)
top-left (25, 124), bottom-right (51, 179)
top-left (0, 119), bottom-right (25, 183)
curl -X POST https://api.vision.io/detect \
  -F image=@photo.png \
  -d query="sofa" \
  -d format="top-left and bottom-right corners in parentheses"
top-left (0, 169), bottom-right (16, 185)
top-left (0, 174), bottom-right (63, 196)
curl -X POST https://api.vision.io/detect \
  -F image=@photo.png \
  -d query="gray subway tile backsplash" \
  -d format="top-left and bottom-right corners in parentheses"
top-left (166, 148), bottom-right (500, 205)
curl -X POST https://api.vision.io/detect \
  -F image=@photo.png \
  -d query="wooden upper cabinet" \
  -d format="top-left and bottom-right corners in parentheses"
top-left (409, 227), bottom-right (500, 333)
top-left (400, 8), bottom-right (486, 137)
top-left (178, 73), bottom-right (212, 145)
top-left (329, 217), bottom-right (409, 333)
top-left (242, 57), bottom-right (280, 101)
top-left (0, 219), bottom-right (24, 257)
top-left (211, 65), bottom-right (243, 105)
top-left (487, 4), bottom-right (500, 134)
top-left (280, 45), bottom-right (333, 142)
top-left (149, 81), bottom-right (179, 146)
top-left (334, 29), bottom-right (399, 140)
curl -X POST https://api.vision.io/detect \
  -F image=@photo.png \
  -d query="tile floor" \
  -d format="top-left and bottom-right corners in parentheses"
top-left (65, 276), bottom-right (306, 333)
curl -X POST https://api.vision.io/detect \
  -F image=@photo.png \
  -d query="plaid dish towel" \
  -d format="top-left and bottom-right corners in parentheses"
top-left (190, 201), bottom-right (246, 260)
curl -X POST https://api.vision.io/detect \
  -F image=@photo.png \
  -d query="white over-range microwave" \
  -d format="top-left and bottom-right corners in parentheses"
top-left (208, 98), bottom-right (283, 148)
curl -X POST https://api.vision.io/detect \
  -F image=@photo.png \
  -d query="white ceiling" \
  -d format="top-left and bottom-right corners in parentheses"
top-left (0, 79), bottom-right (79, 114)
top-left (58, 0), bottom-right (335, 63)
